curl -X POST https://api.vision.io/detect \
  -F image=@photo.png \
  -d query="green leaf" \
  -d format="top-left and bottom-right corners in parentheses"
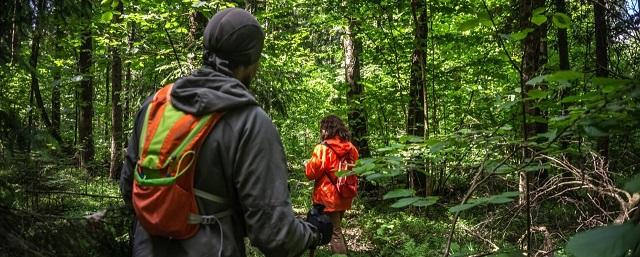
top-left (624, 173), bottom-right (640, 193)
top-left (546, 70), bottom-right (582, 82)
top-left (524, 163), bottom-right (550, 172)
top-left (430, 142), bottom-right (446, 153)
top-left (390, 197), bottom-right (422, 208)
top-left (592, 77), bottom-right (632, 93)
top-left (498, 191), bottom-right (520, 198)
top-left (100, 0), bottom-right (111, 5)
top-left (383, 189), bottom-right (415, 200)
top-left (560, 95), bottom-right (582, 103)
top-left (192, 1), bottom-right (206, 8)
top-left (335, 170), bottom-right (353, 177)
top-left (510, 28), bottom-right (534, 41)
top-left (479, 18), bottom-right (493, 27)
top-left (100, 11), bottom-right (113, 22)
top-left (412, 197), bottom-right (439, 207)
top-left (487, 197), bottom-right (514, 204)
top-left (584, 126), bottom-right (608, 137)
top-left (531, 15), bottom-right (547, 26)
top-left (499, 124), bottom-right (513, 131)
top-left (536, 129), bottom-right (557, 143)
top-left (526, 89), bottom-right (548, 99)
top-left (366, 173), bottom-right (384, 180)
top-left (567, 223), bottom-right (640, 257)
top-left (526, 75), bottom-right (547, 85)
top-left (448, 202), bottom-right (479, 213)
top-left (552, 13), bottom-right (571, 29)
top-left (459, 19), bottom-right (480, 31)
top-left (111, 0), bottom-right (119, 8)
top-left (533, 7), bottom-right (546, 15)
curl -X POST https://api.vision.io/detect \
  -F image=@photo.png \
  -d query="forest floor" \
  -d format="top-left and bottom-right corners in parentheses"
top-left (1, 157), bottom-right (574, 257)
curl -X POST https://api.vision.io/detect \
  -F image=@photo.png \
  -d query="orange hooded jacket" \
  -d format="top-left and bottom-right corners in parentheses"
top-left (305, 137), bottom-right (359, 212)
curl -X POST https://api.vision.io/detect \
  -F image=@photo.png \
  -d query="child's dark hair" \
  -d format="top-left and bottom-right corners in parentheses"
top-left (320, 115), bottom-right (351, 141)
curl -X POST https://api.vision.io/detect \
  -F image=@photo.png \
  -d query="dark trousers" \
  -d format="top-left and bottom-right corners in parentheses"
top-left (327, 211), bottom-right (347, 254)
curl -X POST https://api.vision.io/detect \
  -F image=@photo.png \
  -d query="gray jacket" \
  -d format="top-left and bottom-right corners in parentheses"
top-left (120, 66), bottom-right (319, 257)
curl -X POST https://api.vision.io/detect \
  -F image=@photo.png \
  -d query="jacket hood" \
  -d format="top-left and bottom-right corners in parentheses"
top-left (170, 66), bottom-right (257, 116)
top-left (324, 137), bottom-right (354, 157)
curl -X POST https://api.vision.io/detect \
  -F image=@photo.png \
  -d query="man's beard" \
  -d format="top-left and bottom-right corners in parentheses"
top-left (241, 76), bottom-right (253, 88)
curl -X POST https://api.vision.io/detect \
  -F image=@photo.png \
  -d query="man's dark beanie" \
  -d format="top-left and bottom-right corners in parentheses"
top-left (203, 8), bottom-right (265, 68)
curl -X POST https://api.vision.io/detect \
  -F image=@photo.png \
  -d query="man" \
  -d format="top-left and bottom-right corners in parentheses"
top-left (120, 8), bottom-right (330, 257)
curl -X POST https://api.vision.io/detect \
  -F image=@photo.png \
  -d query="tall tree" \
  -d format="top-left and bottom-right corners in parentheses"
top-left (519, 0), bottom-right (547, 253)
top-left (78, 0), bottom-right (94, 171)
top-left (556, 0), bottom-right (570, 72)
top-left (407, 0), bottom-right (429, 196)
top-left (593, 0), bottom-right (610, 159)
top-left (29, 0), bottom-right (64, 146)
top-left (10, 0), bottom-right (22, 65)
top-left (52, 28), bottom-right (62, 137)
top-left (344, 15), bottom-right (370, 158)
top-left (556, 0), bottom-right (571, 149)
top-left (109, 0), bottom-right (124, 179)
top-left (187, 11), bottom-right (206, 67)
top-left (519, 0), bottom-right (548, 198)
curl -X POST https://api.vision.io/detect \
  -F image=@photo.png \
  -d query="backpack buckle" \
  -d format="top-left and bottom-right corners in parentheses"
top-left (200, 215), bottom-right (218, 225)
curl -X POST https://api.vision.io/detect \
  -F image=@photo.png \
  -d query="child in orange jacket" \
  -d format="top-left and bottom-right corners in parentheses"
top-left (305, 115), bottom-right (359, 254)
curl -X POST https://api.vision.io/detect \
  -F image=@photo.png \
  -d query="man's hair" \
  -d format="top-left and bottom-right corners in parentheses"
top-left (320, 115), bottom-right (351, 141)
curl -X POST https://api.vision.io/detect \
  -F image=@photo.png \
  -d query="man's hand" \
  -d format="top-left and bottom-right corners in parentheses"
top-left (306, 204), bottom-right (332, 247)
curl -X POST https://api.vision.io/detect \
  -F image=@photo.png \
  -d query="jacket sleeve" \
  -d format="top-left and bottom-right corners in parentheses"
top-left (305, 144), bottom-right (327, 180)
top-left (233, 109), bottom-right (319, 257)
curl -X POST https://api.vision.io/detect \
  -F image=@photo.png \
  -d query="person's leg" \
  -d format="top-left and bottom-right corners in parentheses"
top-left (327, 211), bottom-right (347, 254)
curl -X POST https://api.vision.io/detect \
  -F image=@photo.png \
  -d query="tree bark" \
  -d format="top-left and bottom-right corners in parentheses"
top-left (593, 0), bottom-right (609, 160)
top-left (343, 16), bottom-right (370, 158)
top-left (556, 0), bottom-right (571, 149)
top-left (109, 0), bottom-right (124, 180)
top-left (187, 11), bottom-right (206, 66)
top-left (78, 0), bottom-right (94, 172)
top-left (10, 0), bottom-right (21, 65)
top-left (519, 0), bottom-right (547, 254)
top-left (30, 0), bottom-right (64, 147)
top-left (52, 29), bottom-right (62, 137)
top-left (556, 0), bottom-right (570, 71)
top-left (408, 0), bottom-right (430, 196)
top-left (519, 0), bottom-right (547, 201)
top-left (124, 22), bottom-right (135, 132)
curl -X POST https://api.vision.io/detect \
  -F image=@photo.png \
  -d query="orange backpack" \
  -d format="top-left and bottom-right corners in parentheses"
top-left (323, 143), bottom-right (358, 199)
top-left (132, 84), bottom-right (231, 239)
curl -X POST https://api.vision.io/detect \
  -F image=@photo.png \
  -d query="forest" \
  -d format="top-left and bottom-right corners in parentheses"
top-left (1, 0), bottom-right (639, 256)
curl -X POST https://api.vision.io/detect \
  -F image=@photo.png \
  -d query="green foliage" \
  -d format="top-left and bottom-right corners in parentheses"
top-left (566, 223), bottom-right (640, 257)
top-left (448, 192), bottom-right (519, 213)
top-left (552, 13), bottom-right (571, 29)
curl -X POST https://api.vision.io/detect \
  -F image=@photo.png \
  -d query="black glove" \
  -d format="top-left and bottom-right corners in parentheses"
top-left (306, 204), bottom-right (333, 247)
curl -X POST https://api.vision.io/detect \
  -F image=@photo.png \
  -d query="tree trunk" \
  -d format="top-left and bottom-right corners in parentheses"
top-left (124, 22), bottom-right (135, 132)
top-left (519, 0), bottom-right (547, 201)
top-left (519, 0), bottom-right (547, 254)
top-left (343, 16), bottom-right (370, 158)
top-left (556, 0), bottom-right (570, 71)
top-left (556, 0), bottom-right (571, 149)
top-left (10, 0), bottom-right (21, 65)
top-left (52, 29), bottom-right (62, 137)
top-left (78, 0), bottom-right (94, 172)
top-left (109, 0), bottom-right (124, 180)
top-left (30, 0), bottom-right (64, 147)
top-left (187, 11), bottom-right (206, 67)
top-left (593, 0), bottom-right (609, 160)
top-left (408, 0), bottom-right (430, 196)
